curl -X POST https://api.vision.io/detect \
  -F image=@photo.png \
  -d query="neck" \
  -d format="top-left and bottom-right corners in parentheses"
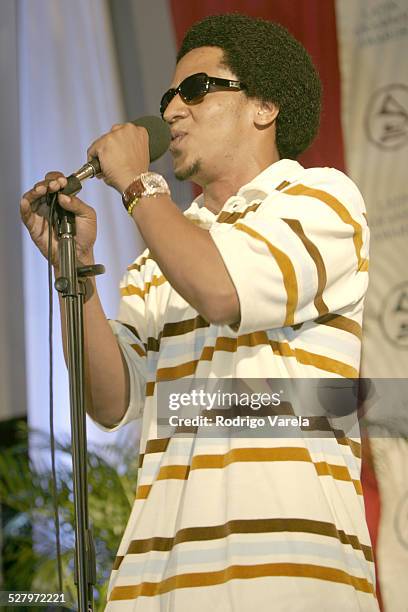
top-left (199, 153), bottom-right (280, 215)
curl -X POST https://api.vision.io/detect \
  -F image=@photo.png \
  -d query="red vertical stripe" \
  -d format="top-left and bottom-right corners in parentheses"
top-left (361, 434), bottom-right (383, 609)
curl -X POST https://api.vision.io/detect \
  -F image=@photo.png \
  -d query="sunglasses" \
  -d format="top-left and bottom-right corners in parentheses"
top-left (160, 72), bottom-right (246, 117)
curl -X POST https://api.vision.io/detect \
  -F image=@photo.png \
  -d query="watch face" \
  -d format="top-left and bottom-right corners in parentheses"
top-left (141, 172), bottom-right (170, 195)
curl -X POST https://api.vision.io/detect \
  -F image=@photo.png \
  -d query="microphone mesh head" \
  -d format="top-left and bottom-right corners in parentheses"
top-left (132, 116), bottom-right (171, 162)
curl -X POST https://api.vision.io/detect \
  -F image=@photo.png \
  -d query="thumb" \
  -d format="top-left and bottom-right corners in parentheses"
top-left (57, 193), bottom-right (96, 219)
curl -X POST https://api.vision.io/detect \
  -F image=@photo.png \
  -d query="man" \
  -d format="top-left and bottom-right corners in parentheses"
top-left (21, 14), bottom-right (378, 612)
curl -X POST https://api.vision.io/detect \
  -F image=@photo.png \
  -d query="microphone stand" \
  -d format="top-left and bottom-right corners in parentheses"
top-left (50, 176), bottom-right (104, 612)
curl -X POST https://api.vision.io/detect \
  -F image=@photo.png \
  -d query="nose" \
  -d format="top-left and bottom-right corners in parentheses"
top-left (163, 92), bottom-right (189, 123)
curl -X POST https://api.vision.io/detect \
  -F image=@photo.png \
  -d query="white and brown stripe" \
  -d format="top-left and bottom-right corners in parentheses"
top-left (102, 161), bottom-right (376, 610)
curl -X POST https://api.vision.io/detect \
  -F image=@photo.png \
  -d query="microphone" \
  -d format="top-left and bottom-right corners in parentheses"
top-left (61, 116), bottom-right (171, 197)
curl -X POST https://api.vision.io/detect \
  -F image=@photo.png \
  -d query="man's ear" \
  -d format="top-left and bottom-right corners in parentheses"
top-left (253, 100), bottom-right (279, 126)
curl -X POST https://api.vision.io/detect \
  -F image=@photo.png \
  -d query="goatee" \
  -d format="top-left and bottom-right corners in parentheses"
top-left (174, 160), bottom-right (201, 181)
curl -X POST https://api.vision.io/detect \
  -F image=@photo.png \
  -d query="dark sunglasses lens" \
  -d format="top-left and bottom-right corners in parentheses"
top-left (160, 89), bottom-right (175, 116)
top-left (180, 74), bottom-right (209, 102)
top-left (160, 74), bottom-right (209, 116)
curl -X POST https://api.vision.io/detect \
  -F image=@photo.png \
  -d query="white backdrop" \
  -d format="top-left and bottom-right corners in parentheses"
top-left (19, 0), bottom-right (143, 442)
top-left (1, 0), bottom-right (193, 441)
top-left (336, 2), bottom-right (408, 609)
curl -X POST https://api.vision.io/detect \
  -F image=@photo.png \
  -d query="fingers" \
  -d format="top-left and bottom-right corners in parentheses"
top-left (86, 123), bottom-right (143, 160)
top-left (87, 140), bottom-right (99, 162)
top-left (87, 130), bottom-right (114, 161)
top-left (86, 124), bottom-right (125, 160)
top-left (20, 173), bottom-right (72, 232)
top-left (21, 173), bottom-right (68, 209)
top-left (20, 192), bottom-right (49, 233)
top-left (20, 195), bottom-right (34, 226)
top-left (57, 193), bottom-right (96, 219)
top-left (87, 127), bottom-right (117, 160)
top-left (20, 185), bottom-right (46, 219)
top-left (45, 170), bottom-right (66, 181)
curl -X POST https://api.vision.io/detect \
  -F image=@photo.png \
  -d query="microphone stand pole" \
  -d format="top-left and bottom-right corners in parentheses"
top-left (50, 179), bottom-right (104, 612)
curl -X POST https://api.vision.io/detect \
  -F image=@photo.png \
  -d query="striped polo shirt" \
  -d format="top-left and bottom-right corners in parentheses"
top-left (101, 159), bottom-right (379, 610)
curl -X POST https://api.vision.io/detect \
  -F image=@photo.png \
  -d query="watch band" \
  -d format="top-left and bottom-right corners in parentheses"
top-left (126, 195), bottom-right (141, 216)
top-left (122, 177), bottom-right (144, 212)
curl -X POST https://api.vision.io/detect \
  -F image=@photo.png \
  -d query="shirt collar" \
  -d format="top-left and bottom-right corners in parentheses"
top-left (185, 159), bottom-right (304, 224)
top-left (184, 196), bottom-right (216, 228)
top-left (237, 159), bottom-right (304, 198)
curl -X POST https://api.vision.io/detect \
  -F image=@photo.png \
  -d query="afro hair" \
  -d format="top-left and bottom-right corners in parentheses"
top-left (177, 14), bottom-right (322, 159)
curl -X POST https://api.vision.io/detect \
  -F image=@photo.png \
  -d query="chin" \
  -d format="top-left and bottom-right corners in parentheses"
top-left (174, 159), bottom-right (201, 182)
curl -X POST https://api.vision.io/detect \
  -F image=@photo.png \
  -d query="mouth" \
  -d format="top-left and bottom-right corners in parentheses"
top-left (170, 131), bottom-right (187, 151)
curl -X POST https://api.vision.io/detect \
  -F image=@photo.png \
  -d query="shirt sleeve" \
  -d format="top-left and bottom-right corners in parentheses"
top-left (209, 169), bottom-right (369, 335)
top-left (91, 253), bottom-right (150, 432)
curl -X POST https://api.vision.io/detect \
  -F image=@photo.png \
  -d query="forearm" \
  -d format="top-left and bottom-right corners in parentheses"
top-left (131, 195), bottom-right (239, 324)
top-left (55, 268), bottom-right (129, 428)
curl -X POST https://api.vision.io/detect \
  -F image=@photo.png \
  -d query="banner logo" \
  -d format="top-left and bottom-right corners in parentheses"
top-left (365, 84), bottom-right (408, 150)
top-left (381, 281), bottom-right (408, 348)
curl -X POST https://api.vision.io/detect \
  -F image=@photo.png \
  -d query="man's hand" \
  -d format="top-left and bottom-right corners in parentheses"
top-left (21, 171), bottom-right (132, 428)
top-left (20, 171), bottom-right (97, 270)
top-left (87, 123), bottom-right (150, 194)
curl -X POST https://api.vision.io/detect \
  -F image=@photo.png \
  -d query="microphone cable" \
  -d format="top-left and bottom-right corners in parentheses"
top-left (47, 192), bottom-right (63, 594)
